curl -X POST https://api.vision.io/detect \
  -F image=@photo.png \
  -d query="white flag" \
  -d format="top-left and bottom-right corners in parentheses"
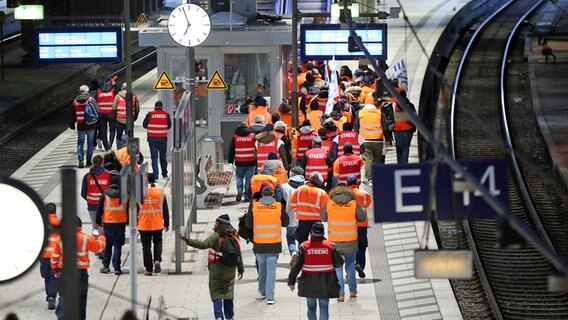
top-left (326, 56), bottom-right (339, 115)
top-left (385, 57), bottom-right (409, 92)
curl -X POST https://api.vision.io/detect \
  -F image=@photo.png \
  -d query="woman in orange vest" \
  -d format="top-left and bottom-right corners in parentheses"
top-left (39, 203), bottom-right (60, 310)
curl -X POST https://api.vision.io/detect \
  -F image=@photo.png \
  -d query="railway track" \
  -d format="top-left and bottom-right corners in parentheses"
top-left (0, 49), bottom-right (157, 177)
top-left (432, 0), bottom-right (568, 319)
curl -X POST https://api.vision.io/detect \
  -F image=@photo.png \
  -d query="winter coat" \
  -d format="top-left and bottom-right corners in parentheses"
top-left (288, 235), bottom-right (343, 298)
top-left (228, 124), bottom-right (257, 167)
top-left (281, 175), bottom-right (306, 227)
top-left (320, 186), bottom-right (366, 253)
top-left (70, 92), bottom-right (98, 131)
top-left (256, 131), bottom-right (289, 170)
top-left (184, 224), bottom-right (245, 301)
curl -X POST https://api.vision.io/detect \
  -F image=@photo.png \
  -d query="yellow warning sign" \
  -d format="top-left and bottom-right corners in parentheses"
top-left (153, 70), bottom-right (175, 90)
top-left (135, 13), bottom-right (148, 27)
top-left (206, 70), bottom-right (228, 90)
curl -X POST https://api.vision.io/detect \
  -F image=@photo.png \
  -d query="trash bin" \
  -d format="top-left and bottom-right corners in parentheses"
top-left (199, 136), bottom-right (225, 171)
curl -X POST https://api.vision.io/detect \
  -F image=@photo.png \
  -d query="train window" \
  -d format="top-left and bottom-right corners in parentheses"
top-left (224, 53), bottom-right (270, 115)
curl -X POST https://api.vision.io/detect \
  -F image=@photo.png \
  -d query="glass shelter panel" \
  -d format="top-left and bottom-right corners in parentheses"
top-left (224, 53), bottom-right (270, 115)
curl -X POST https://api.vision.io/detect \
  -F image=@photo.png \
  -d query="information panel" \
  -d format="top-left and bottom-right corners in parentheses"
top-left (301, 24), bottom-right (387, 60)
top-left (34, 27), bottom-right (123, 63)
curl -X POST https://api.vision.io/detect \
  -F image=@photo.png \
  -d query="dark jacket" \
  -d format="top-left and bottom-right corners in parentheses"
top-left (184, 223), bottom-right (245, 300)
top-left (288, 235), bottom-right (343, 298)
top-left (256, 131), bottom-right (289, 170)
top-left (70, 92), bottom-right (98, 131)
top-left (245, 196), bottom-right (289, 254)
top-left (95, 184), bottom-right (128, 226)
top-left (228, 124), bottom-right (257, 167)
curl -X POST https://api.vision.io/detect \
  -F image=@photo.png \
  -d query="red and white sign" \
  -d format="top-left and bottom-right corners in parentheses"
top-left (225, 104), bottom-right (235, 113)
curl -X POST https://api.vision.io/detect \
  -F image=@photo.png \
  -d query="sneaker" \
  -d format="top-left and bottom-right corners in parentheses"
top-left (355, 264), bottom-right (366, 278)
top-left (244, 198), bottom-right (251, 203)
top-left (78, 161), bottom-right (84, 169)
top-left (236, 190), bottom-right (243, 202)
top-left (97, 139), bottom-right (103, 150)
top-left (86, 162), bottom-right (92, 167)
top-left (337, 296), bottom-right (345, 302)
top-left (154, 261), bottom-right (161, 274)
top-left (267, 300), bottom-right (275, 305)
top-left (259, 291), bottom-right (266, 300)
top-left (47, 297), bottom-right (56, 310)
top-left (114, 270), bottom-right (123, 275)
top-left (100, 267), bottom-right (111, 274)
top-left (144, 271), bottom-right (152, 276)
top-left (289, 253), bottom-right (298, 268)
top-left (350, 291), bottom-right (358, 298)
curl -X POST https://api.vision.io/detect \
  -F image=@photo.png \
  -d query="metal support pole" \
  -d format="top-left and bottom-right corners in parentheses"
top-left (0, 17), bottom-right (5, 81)
top-left (187, 47), bottom-right (197, 225)
top-left (291, 0), bottom-right (298, 129)
top-left (61, 168), bottom-right (78, 320)
top-left (173, 149), bottom-right (184, 273)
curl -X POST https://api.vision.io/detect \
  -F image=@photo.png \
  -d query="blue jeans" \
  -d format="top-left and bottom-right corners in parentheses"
top-left (335, 251), bottom-right (357, 296)
top-left (394, 131), bottom-right (414, 164)
top-left (102, 223), bottom-right (126, 271)
top-left (115, 122), bottom-right (127, 149)
top-left (286, 226), bottom-right (298, 254)
top-left (306, 297), bottom-right (329, 320)
top-left (149, 141), bottom-right (168, 178)
top-left (356, 227), bottom-right (368, 269)
top-left (99, 113), bottom-right (116, 150)
top-left (213, 299), bottom-right (234, 319)
top-left (55, 269), bottom-right (88, 320)
top-left (39, 258), bottom-right (58, 300)
top-left (256, 253), bottom-right (279, 300)
top-left (235, 166), bottom-right (255, 201)
top-left (77, 129), bottom-right (95, 163)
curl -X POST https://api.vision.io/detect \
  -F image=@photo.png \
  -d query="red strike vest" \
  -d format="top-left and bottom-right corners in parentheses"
top-left (321, 140), bottom-right (333, 172)
top-left (337, 154), bottom-right (362, 185)
top-left (97, 88), bottom-right (115, 114)
top-left (116, 94), bottom-right (137, 121)
top-left (73, 100), bottom-right (87, 124)
top-left (302, 240), bottom-right (335, 274)
top-left (337, 130), bottom-right (361, 156)
top-left (311, 97), bottom-right (328, 113)
top-left (326, 128), bottom-right (339, 142)
top-left (296, 131), bottom-right (316, 160)
top-left (256, 139), bottom-right (279, 169)
top-left (233, 133), bottom-right (256, 163)
top-left (304, 148), bottom-right (328, 180)
top-left (86, 171), bottom-right (111, 205)
top-left (147, 109), bottom-right (169, 139)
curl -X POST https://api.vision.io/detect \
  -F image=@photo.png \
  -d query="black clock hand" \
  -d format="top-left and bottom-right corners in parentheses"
top-left (183, 7), bottom-right (191, 26)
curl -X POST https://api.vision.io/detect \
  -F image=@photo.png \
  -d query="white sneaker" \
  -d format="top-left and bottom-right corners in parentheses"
top-left (267, 300), bottom-right (275, 305)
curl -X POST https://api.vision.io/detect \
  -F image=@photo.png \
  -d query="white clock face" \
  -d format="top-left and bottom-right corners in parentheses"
top-left (168, 4), bottom-right (212, 47)
top-left (0, 179), bottom-right (46, 283)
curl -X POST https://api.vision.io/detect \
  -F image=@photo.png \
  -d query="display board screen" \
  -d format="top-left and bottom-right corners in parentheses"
top-left (300, 24), bottom-right (387, 60)
top-left (35, 27), bottom-right (123, 63)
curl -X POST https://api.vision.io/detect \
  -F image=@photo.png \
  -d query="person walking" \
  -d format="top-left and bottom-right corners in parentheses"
top-left (96, 76), bottom-right (117, 151)
top-left (288, 222), bottom-right (343, 320)
top-left (81, 155), bottom-right (111, 236)
top-left (96, 174), bottom-right (128, 275)
top-left (143, 101), bottom-right (171, 179)
top-left (113, 82), bottom-right (140, 146)
top-left (137, 173), bottom-right (169, 275)
top-left (39, 203), bottom-right (60, 310)
top-left (228, 121), bottom-right (257, 202)
top-left (51, 216), bottom-right (106, 320)
top-left (333, 143), bottom-right (364, 186)
top-left (180, 214), bottom-right (244, 320)
top-left (281, 166), bottom-right (305, 258)
top-left (289, 172), bottom-right (328, 245)
top-left (346, 174), bottom-right (371, 278)
top-left (70, 85), bottom-right (98, 168)
top-left (321, 185), bottom-right (366, 302)
top-left (244, 185), bottom-right (289, 305)
top-left (392, 93), bottom-right (417, 164)
top-left (357, 103), bottom-right (386, 185)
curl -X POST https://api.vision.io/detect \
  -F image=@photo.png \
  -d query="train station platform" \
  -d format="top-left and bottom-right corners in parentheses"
top-left (11, 0), bottom-right (568, 319)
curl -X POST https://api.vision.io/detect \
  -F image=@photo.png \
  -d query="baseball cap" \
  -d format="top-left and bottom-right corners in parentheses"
top-left (311, 222), bottom-right (325, 236)
top-left (346, 174), bottom-right (358, 186)
top-left (154, 100), bottom-right (163, 108)
top-left (274, 120), bottom-right (287, 128)
top-left (79, 85), bottom-right (89, 93)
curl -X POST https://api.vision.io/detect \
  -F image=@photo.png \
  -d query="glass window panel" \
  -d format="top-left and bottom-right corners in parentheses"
top-left (224, 53), bottom-right (270, 115)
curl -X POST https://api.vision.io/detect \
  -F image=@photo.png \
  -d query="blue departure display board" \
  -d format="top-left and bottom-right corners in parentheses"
top-left (34, 27), bottom-right (123, 63)
top-left (300, 24), bottom-right (387, 60)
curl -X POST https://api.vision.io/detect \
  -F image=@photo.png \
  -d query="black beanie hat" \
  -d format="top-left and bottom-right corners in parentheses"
top-left (216, 214), bottom-right (231, 224)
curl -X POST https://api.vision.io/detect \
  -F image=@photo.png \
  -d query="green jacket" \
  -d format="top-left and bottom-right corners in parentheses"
top-left (185, 225), bottom-right (245, 301)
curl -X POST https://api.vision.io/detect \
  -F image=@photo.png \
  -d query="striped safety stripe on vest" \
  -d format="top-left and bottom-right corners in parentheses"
top-left (296, 131), bottom-right (316, 160)
top-left (116, 94), bottom-right (137, 121)
top-left (73, 100), bottom-right (87, 124)
top-left (256, 139), bottom-right (279, 169)
top-left (294, 186), bottom-right (325, 220)
top-left (233, 133), bottom-right (256, 162)
top-left (147, 109), bottom-right (169, 138)
top-left (137, 187), bottom-right (165, 231)
top-left (304, 148), bottom-right (329, 180)
top-left (358, 109), bottom-right (383, 140)
top-left (336, 154), bottom-right (362, 185)
top-left (327, 200), bottom-right (358, 242)
top-left (252, 201), bottom-right (282, 244)
top-left (102, 195), bottom-right (128, 223)
top-left (302, 240), bottom-right (335, 273)
top-left (337, 131), bottom-right (361, 156)
top-left (97, 88), bottom-right (115, 114)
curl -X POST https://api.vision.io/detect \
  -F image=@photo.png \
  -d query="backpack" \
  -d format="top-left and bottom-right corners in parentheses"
top-left (381, 102), bottom-right (395, 131)
top-left (218, 234), bottom-right (241, 267)
top-left (84, 99), bottom-right (99, 125)
top-left (237, 214), bottom-right (254, 243)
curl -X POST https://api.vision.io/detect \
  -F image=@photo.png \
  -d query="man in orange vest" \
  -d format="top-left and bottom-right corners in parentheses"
top-left (113, 82), bottom-right (140, 147)
top-left (246, 97), bottom-right (271, 126)
top-left (138, 173), bottom-right (170, 276)
top-left (320, 185), bottom-right (366, 302)
top-left (393, 93), bottom-right (417, 164)
top-left (39, 203), bottom-right (60, 310)
top-left (96, 175), bottom-right (128, 275)
top-left (143, 100), bottom-right (171, 179)
top-left (250, 164), bottom-right (283, 201)
top-left (228, 121), bottom-right (257, 202)
top-left (245, 185), bottom-right (289, 305)
top-left (96, 76), bottom-right (117, 151)
top-left (289, 172), bottom-right (328, 245)
top-left (51, 216), bottom-right (106, 320)
top-left (346, 174), bottom-right (371, 279)
top-left (333, 143), bottom-right (364, 186)
top-left (357, 103), bottom-right (388, 185)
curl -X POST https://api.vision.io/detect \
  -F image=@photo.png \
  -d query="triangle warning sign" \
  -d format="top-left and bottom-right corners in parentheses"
top-left (206, 70), bottom-right (228, 90)
top-left (135, 13), bottom-right (148, 28)
top-left (154, 70), bottom-right (175, 90)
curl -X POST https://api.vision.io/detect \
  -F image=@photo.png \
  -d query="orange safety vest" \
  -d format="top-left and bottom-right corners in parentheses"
top-left (332, 117), bottom-right (348, 132)
top-left (302, 239), bottom-right (335, 274)
top-left (250, 174), bottom-right (278, 195)
top-left (393, 103), bottom-right (415, 132)
top-left (102, 195), bottom-right (128, 223)
top-left (256, 139), bottom-right (280, 170)
top-left (351, 187), bottom-right (371, 227)
top-left (307, 111), bottom-right (322, 132)
top-left (41, 213), bottom-right (61, 259)
top-left (337, 130), bottom-right (361, 156)
top-left (73, 99), bottom-right (87, 124)
top-left (252, 201), bottom-right (282, 244)
top-left (304, 148), bottom-right (329, 180)
top-left (273, 167), bottom-right (287, 184)
top-left (116, 94), bottom-right (137, 121)
top-left (296, 130), bottom-right (316, 160)
top-left (327, 199), bottom-right (358, 242)
top-left (97, 88), bottom-right (115, 114)
top-left (51, 229), bottom-right (106, 270)
top-left (358, 108), bottom-right (383, 140)
top-left (137, 187), bottom-right (165, 231)
top-left (334, 154), bottom-right (363, 185)
top-left (358, 86), bottom-right (373, 103)
top-left (146, 109), bottom-right (169, 139)
top-left (86, 170), bottom-right (111, 205)
top-left (233, 133), bottom-right (256, 163)
top-left (246, 107), bottom-right (272, 126)
top-left (290, 184), bottom-right (328, 221)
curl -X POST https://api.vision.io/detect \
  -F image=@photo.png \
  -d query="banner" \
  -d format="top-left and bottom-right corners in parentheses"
top-left (325, 56), bottom-right (339, 115)
top-left (385, 57), bottom-right (408, 92)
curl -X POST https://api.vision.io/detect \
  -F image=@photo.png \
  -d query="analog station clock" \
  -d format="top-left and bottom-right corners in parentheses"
top-left (167, 4), bottom-right (212, 47)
